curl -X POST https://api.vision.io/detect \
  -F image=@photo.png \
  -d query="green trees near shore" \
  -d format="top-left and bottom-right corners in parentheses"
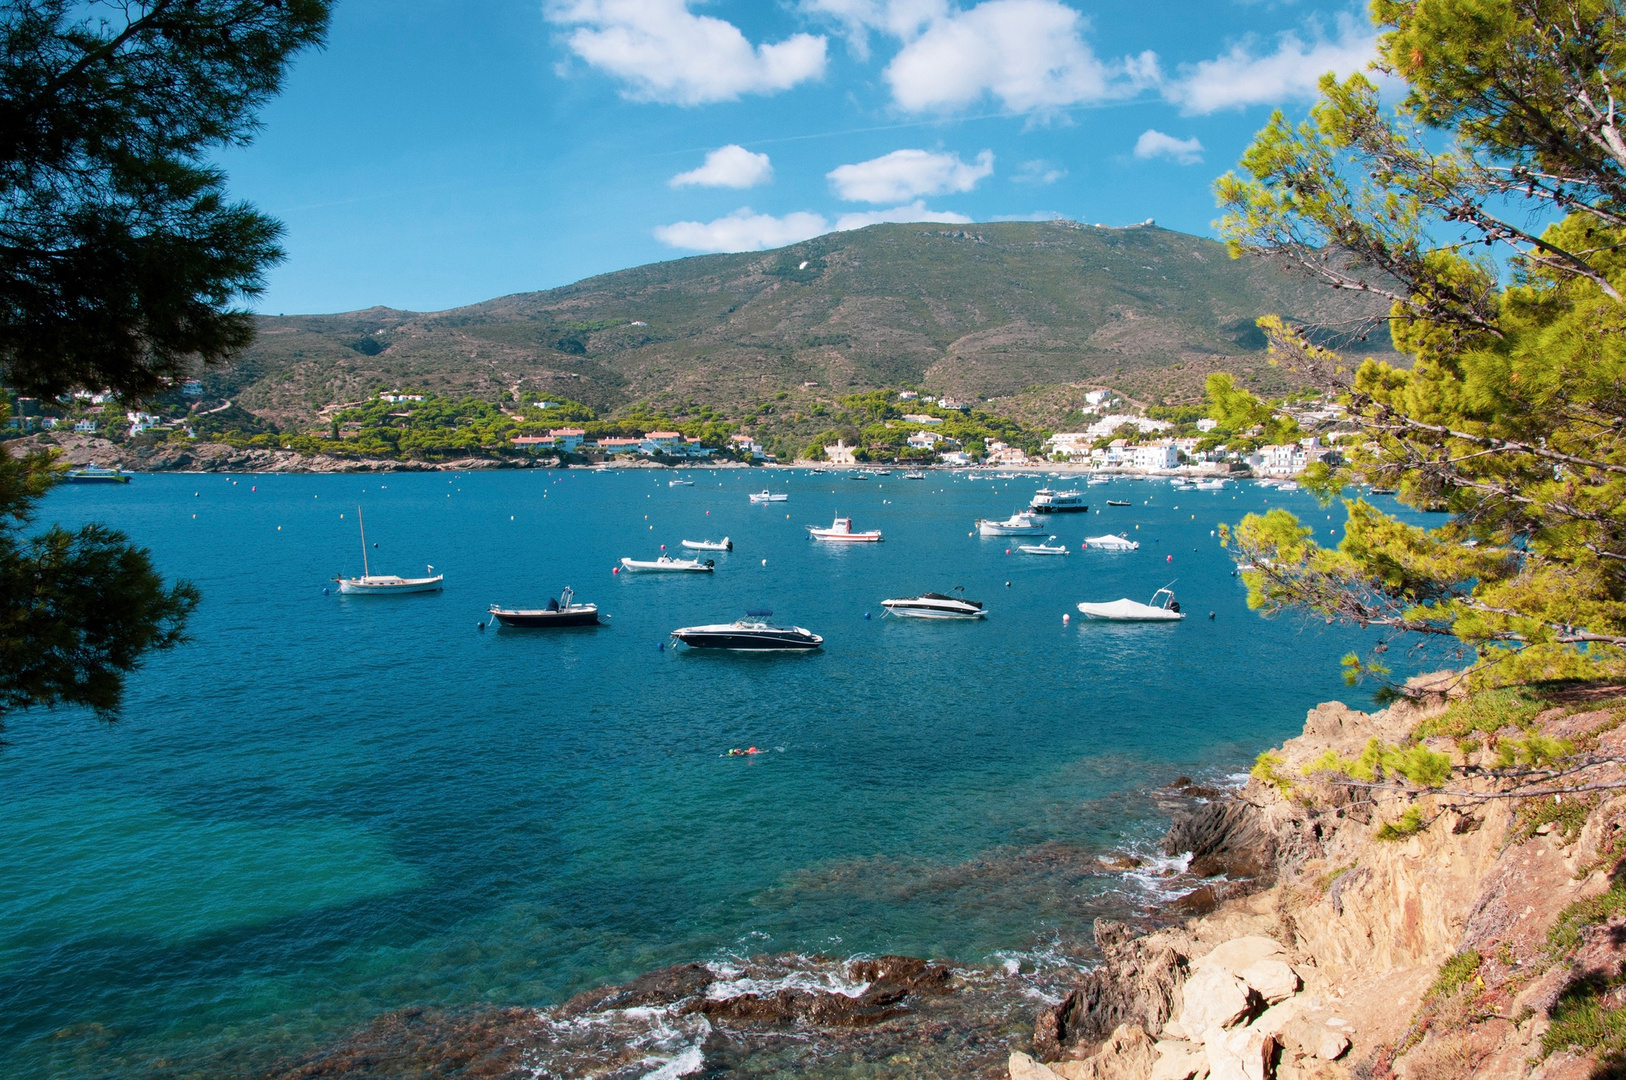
top-left (1216, 0), bottom-right (1626, 688)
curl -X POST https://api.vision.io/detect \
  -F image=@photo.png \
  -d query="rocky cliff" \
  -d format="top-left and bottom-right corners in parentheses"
top-left (1014, 687), bottom-right (1626, 1080)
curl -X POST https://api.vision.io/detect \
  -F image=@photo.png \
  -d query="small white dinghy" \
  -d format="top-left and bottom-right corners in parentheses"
top-left (619, 555), bottom-right (714, 573)
top-left (1017, 537), bottom-right (1069, 555)
top-left (808, 516), bottom-right (883, 542)
top-left (681, 537), bottom-right (732, 552)
top-left (669, 478), bottom-right (695, 487)
top-left (334, 507), bottom-right (444, 594)
top-left (1084, 533), bottom-right (1140, 551)
top-left (749, 490), bottom-right (789, 503)
top-left (1076, 585), bottom-right (1185, 622)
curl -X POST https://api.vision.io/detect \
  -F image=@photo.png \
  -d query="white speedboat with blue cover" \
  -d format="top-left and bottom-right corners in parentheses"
top-left (671, 611), bottom-right (822, 650)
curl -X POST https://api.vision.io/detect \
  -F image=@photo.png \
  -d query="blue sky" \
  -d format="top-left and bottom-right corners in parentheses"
top-left (220, 0), bottom-right (1380, 315)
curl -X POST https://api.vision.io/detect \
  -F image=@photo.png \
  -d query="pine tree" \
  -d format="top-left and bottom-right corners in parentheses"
top-left (1215, 0), bottom-right (1626, 688)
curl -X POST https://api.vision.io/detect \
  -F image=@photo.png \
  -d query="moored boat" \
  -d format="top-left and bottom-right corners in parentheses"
top-left (489, 587), bottom-right (601, 627)
top-left (808, 516), bottom-right (883, 542)
top-left (619, 555), bottom-right (715, 573)
top-left (902, 471), bottom-right (926, 480)
top-left (1084, 533), bottom-right (1139, 551)
top-left (880, 591), bottom-right (985, 619)
top-left (681, 537), bottom-right (732, 551)
top-left (1076, 585), bottom-right (1185, 622)
top-left (669, 478), bottom-right (695, 487)
top-left (1029, 488), bottom-right (1088, 513)
top-left (975, 510), bottom-right (1047, 536)
top-left (334, 507), bottom-right (444, 594)
top-left (63, 464), bottom-right (130, 483)
top-left (1106, 499), bottom-right (1131, 507)
top-left (749, 490), bottom-right (789, 502)
top-left (671, 612), bottom-right (823, 650)
top-left (1017, 537), bottom-right (1069, 555)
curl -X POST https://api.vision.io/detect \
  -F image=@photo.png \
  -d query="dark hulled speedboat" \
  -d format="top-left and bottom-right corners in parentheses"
top-left (670, 611), bottom-right (822, 651)
top-left (489, 587), bottom-right (601, 627)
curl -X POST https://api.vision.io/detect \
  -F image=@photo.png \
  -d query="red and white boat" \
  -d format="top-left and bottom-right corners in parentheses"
top-left (807, 515), bottom-right (883, 542)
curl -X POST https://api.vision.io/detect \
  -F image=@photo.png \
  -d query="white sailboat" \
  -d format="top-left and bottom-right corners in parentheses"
top-left (334, 508), bottom-right (443, 594)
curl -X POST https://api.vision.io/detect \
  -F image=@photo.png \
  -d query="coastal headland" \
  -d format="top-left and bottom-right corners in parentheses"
top-left (256, 680), bottom-right (1626, 1079)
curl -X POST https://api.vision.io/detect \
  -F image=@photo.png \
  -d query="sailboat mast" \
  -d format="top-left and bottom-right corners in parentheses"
top-left (358, 506), bottom-right (370, 577)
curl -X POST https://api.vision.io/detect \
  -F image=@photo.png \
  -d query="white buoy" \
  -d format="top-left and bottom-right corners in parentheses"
top-left (762, 558), bottom-right (767, 566)
top-left (1063, 613), bottom-right (1070, 624)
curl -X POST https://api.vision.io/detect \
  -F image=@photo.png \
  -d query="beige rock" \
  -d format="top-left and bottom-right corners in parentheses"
top-left (1010, 1051), bottom-right (1067, 1080)
top-left (1150, 1039), bottom-right (1210, 1080)
top-left (1204, 1026), bottom-right (1276, 1080)
top-left (1246, 998), bottom-right (1304, 1039)
top-left (1239, 959), bottom-right (1300, 1004)
top-left (1193, 936), bottom-right (1285, 977)
top-left (1178, 966), bottom-right (1256, 1038)
top-left (1050, 1024), bottom-right (1159, 1080)
top-left (1315, 1030), bottom-right (1350, 1061)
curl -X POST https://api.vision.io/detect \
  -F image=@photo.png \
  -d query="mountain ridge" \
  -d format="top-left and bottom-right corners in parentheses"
top-left (218, 220), bottom-right (1395, 430)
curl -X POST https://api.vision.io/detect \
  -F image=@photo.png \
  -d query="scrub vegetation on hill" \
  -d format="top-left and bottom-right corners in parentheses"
top-left (211, 221), bottom-right (1396, 435)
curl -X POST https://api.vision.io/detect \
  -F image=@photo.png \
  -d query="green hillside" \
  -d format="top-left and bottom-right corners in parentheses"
top-left (214, 220), bottom-right (1393, 433)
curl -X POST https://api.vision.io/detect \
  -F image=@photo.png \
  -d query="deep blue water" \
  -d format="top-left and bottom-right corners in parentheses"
top-left (0, 469), bottom-right (1435, 1077)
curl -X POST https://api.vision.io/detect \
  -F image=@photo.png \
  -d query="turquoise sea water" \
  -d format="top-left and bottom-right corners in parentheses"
top-left (1, 469), bottom-right (1437, 1078)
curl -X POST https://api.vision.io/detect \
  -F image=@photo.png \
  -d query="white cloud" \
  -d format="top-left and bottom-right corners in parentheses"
top-left (882, 0), bottom-right (1153, 114)
top-left (1133, 129), bottom-right (1204, 165)
top-left (834, 201), bottom-right (972, 229)
top-left (669, 145), bottom-right (774, 188)
top-left (827, 148), bottom-right (993, 203)
top-left (548, 0), bottom-right (827, 105)
top-left (1164, 16), bottom-right (1377, 114)
top-left (655, 200), bottom-right (974, 250)
top-left (654, 208), bottom-right (830, 252)
top-left (1013, 159), bottom-right (1066, 185)
top-left (992, 210), bottom-right (1067, 221)
top-left (801, 0), bottom-right (946, 58)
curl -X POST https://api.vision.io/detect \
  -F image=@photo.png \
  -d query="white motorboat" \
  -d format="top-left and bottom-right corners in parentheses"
top-left (1192, 478), bottom-right (1228, 490)
top-left (902, 471), bottom-right (926, 480)
top-left (619, 555), bottom-right (715, 573)
top-left (1086, 478), bottom-right (1109, 486)
top-left (1076, 586), bottom-right (1185, 622)
top-left (808, 515), bottom-right (883, 542)
top-left (1017, 537), bottom-right (1069, 555)
top-left (1029, 488), bottom-right (1088, 513)
top-left (881, 591), bottom-right (986, 619)
top-left (671, 612), bottom-right (822, 650)
top-left (681, 537), bottom-right (732, 551)
top-left (976, 511), bottom-right (1047, 536)
top-left (334, 507), bottom-right (444, 594)
top-left (669, 478), bottom-right (695, 487)
top-left (749, 490), bottom-right (789, 503)
top-left (1084, 533), bottom-right (1140, 551)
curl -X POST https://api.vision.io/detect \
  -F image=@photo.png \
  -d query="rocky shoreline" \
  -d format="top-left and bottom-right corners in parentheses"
top-left (258, 688), bottom-right (1626, 1079)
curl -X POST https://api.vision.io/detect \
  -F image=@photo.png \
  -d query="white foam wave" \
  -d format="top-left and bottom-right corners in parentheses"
top-left (638, 1043), bottom-right (705, 1080)
top-left (703, 959), bottom-right (870, 1000)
